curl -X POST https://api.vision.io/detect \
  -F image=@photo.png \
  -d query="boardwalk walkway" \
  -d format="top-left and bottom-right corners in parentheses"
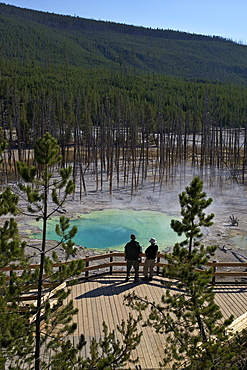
top-left (66, 273), bottom-right (247, 369)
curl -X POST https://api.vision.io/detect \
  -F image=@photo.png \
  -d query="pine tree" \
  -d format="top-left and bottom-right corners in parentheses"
top-left (0, 128), bottom-right (34, 369)
top-left (125, 177), bottom-right (237, 369)
top-left (170, 176), bottom-right (215, 254)
top-left (17, 132), bottom-right (85, 370)
top-left (48, 314), bottom-right (142, 370)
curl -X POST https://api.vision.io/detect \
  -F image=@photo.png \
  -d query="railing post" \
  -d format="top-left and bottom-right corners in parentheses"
top-left (212, 260), bottom-right (217, 285)
top-left (85, 256), bottom-right (89, 278)
top-left (110, 251), bottom-right (113, 275)
top-left (157, 252), bottom-right (160, 275)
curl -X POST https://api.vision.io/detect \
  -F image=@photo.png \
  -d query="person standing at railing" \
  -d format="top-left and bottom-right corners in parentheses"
top-left (124, 234), bottom-right (142, 283)
top-left (142, 237), bottom-right (158, 281)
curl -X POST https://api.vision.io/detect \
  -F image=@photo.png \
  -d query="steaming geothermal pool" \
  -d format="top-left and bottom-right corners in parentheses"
top-left (32, 209), bottom-right (182, 251)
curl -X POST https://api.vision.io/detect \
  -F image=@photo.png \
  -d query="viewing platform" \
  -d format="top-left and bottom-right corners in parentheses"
top-left (66, 272), bottom-right (247, 369)
top-left (64, 253), bottom-right (247, 369)
top-left (3, 252), bottom-right (247, 369)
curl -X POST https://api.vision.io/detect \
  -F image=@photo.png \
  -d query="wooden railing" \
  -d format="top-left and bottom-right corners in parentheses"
top-left (2, 252), bottom-right (247, 284)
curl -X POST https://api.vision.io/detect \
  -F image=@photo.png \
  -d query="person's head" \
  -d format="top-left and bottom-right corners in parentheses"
top-left (130, 234), bottom-right (136, 240)
top-left (149, 237), bottom-right (156, 244)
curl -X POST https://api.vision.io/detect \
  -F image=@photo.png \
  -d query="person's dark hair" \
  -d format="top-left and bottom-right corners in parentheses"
top-left (130, 234), bottom-right (136, 240)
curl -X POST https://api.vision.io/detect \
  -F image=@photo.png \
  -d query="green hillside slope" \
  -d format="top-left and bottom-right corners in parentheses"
top-left (1, 3), bottom-right (247, 84)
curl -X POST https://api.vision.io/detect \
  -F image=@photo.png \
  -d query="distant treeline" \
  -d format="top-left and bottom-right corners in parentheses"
top-left (1, 63), bottom-right (247, 149)
top-left (0, 2), bottom-right (230, 42)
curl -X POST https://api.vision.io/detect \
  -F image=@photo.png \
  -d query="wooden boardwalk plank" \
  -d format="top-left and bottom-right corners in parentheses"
top-left (67, 274), bottom-right (247, 369)
top-left (70, 282), bottom-right (86, 357)
top-left (127, 281), bottom-right (158, 369)
top-left (111, 279), bottom-right (149, 368)
top-left (140, 278), bottom-right (168, 363)
top-left (136, 279), bottom-right (166, 369)
top-left (214, 285), bottom-right (247, 320)
top-left (224, 286), bottom-right (244, 318)
top-left (90, 279), bottom-right (104, 341)
top-left (74, 282), bottom-right (87, 358)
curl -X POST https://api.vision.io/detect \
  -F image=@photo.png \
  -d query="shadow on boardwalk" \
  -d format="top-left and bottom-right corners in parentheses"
top-left (75, 275), bottom-right (187, 299)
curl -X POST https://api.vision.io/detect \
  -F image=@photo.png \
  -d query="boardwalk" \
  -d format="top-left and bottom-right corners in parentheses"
top-left (66, 274), bottom-right (247, 369)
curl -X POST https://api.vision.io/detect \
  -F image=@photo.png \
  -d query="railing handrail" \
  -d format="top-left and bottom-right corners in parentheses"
top-left (1, 252), bottom-right (247, 284)
top-left (1, 252), bottom-right (247, 270)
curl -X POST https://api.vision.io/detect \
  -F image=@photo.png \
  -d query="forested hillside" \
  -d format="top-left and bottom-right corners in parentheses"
top-left (1, 2), bottom-right (247, 84)
top-left (1, 3), bottom-right (247, 191)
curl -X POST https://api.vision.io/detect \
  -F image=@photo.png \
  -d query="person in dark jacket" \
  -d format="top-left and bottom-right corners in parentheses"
top-left (124, 234), bottom-right (142, 282)
top-left (142, 237), bottom-right (158, 281)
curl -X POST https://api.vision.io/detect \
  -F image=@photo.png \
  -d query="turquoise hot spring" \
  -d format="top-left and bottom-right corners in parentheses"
top-left (31, 209), bottom-right (182, 251)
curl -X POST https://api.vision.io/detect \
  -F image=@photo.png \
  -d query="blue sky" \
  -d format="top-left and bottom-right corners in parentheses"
top-left (5, 0), bottom-right (247, 44)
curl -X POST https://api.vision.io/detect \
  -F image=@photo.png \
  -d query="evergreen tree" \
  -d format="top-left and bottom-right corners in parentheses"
top-left (48, 314), bottom-right (142, 370)
top-left (125, 177), bottom-right (237, 369)
top-left (170, 176), bottom-right (215, 254)
top-left (0, 128), bottom-right (34, 369)
top-left (17, 132), bottom-right (85, 370)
